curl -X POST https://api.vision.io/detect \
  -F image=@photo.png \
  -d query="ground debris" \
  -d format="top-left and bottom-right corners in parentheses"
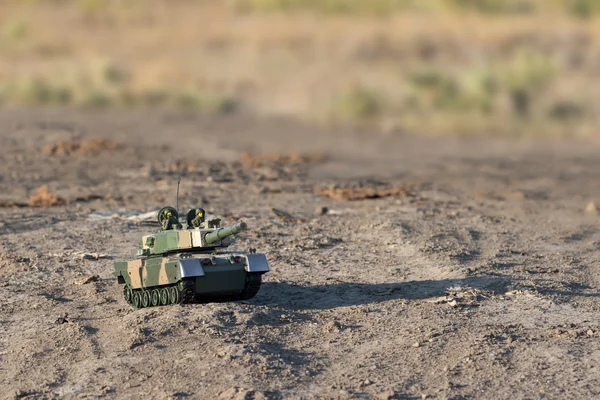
top-left (55, 313), bottom-right (69, 324)
top-left (0, 185), bottom-right (109, 208)
top-left (377, 390), bottom-right (398, 400)
top-left (500, 289), bottom-right (538, 299)
top-left (315, 206), bottom-right (329, 215)
top-left (0, 199), bottom-right (27, 208)
top-left (271, 208), bottom-right (306, 223)
top-left (27, 185), bottom-right (67, 207)
top-left (242, 152), bottom-right (327, 168)
top-left (79, 252), bottom-right (111, 261)
top-left (73, 275), bottom-right (100, 285)
top-left (167, 159), bottom-right (203, 173)
top-left (430, 287), bottom-right (487, 307)
top-left (42, 138), bottom-right (119, 155)
top-left (324, 320), bottom-right (343, 333)
top-left (585, 201), bottom-right (598, 214)
top-left (316, 181), bottom-right (417, 201)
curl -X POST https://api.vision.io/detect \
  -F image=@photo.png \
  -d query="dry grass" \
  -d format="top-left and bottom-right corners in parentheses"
top-left (0, 1), bottom-right (599, 137)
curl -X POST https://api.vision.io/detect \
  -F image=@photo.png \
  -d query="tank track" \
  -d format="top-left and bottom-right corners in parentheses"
top-left (236, 272), bottom-right (262, 300)
top-left (122, 273), bottom-right (263, 309)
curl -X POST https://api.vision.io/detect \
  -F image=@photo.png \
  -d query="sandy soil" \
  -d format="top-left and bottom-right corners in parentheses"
top-left (1, 109), bottom-right (600, 400)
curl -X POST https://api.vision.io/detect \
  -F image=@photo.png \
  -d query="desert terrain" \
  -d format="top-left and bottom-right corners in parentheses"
top-left (0, 109), bottom-right (599, 399)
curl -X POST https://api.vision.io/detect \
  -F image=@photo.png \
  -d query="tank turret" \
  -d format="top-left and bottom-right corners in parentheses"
top-left (137, 217), bottom-right (247, 257)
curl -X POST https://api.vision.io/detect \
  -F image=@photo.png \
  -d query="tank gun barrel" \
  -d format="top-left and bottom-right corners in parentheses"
top-left (204, 221), bottom-right (247, 244)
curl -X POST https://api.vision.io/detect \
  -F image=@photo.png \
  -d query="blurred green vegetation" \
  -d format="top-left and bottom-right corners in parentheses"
top-left (328, 49), bottom-right (589, 136)
top-left (0, 0), bottom-right (598, 137)
top-left (234, 0), bottom-right (600, 17)
top-left (0, 58), bottom-right (238, 113)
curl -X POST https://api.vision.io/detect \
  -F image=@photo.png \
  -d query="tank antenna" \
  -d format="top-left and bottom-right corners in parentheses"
top-left (176, 176), bottom-right (181, 214)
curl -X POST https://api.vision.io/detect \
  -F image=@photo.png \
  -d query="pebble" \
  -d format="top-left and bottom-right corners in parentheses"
top-left (219, 387), bottom-right (238, 399)
top-left (316, 206), bottom-right (329, 215)
top-left (585, 202), bottom-right (598, 214)
top-left (377, 390), bottom-right (396, 400)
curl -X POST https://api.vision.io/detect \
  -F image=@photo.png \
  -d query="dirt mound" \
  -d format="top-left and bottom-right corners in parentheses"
top-left (316, 181), bottom-right (417, 200)
top-left (241, 152), bottom-right (328, 168)
top-left (27, 185), bottom-right (67, 207)
top-left (42, 138), bottom-right (119, 156)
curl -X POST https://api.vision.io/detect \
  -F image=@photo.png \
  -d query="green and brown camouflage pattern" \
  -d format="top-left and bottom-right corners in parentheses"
top-left (113, 208), bottom-right (269, 309)
top-left (138, 221), bottom-right (247, 256)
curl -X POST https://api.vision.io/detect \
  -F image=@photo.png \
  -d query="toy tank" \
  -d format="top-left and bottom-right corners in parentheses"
top-left (113, 206), bottom-right (270, 309)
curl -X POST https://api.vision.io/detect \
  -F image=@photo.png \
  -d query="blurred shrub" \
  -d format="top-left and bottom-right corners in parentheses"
top-left (448, 0), bottom-right (536, 13)
top-left (500, 51), bottom-right (557, 117)
top-left (405, 69), bottom-right (496, 113)
top-left (234, 0), bottom-right (600, 15)
top-left (570, 0), bottom-right (600, 18)
top-left (1, 19), bottom-right (29, 42)
top-left (175, 91), bottom-right (238, 113)
top-left (0, 79), bottom-right (72, 106)
top-left (406, 71), bottom-right (460, 110)
top-left (548, 100), bottom-right (585, 120)
top-left (0, 78), bottom-right (239, 113)
top-left (329, 85), bottom-right (388, 122)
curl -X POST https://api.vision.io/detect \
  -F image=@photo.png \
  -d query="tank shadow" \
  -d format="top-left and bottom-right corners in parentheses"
top-left (253, 275), bottom-right (600, 311)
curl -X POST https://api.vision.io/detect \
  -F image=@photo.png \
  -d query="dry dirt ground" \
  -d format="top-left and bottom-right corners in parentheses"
top-left (1, 109), bottom-right (600, 400)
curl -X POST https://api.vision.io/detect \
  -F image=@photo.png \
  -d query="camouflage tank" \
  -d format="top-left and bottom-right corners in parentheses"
top-left (114, 206), bottom-right (270, 309)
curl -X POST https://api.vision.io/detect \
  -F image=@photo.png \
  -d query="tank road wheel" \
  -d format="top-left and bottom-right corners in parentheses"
top-left (238, 273), bottom-right (262, 300)
top-left (141, 291), bottom-right (150, 308)
top-left (159, 288), bottom-right (169, 306)
top-left (150, 289), bottom-right (160, 307)
top-left (132, 291), bottom-right (141, 309)
top-left (169, 286), bottom-right (180, 305)
top-left (123, 287), bottom-right (133, 305)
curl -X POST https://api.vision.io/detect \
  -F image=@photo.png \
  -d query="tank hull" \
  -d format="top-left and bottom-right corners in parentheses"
top-left (114, 252), bottom-right (269, 308)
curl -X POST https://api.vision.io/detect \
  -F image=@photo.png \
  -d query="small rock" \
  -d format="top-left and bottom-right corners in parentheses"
top-left (315, 206), bottom-right (329, 215)
top-left (377, 390), bottom-right (396, 400)
top-left (219, 387), bottom-right (238, 399)
top-left (82, 253), bottom-right (108, 260)
top-left (585, 202), bottom-right (598, 214)
top-left (507, 190), bottom-right (525, 201)
top-left (235, 390), bottom-right (254, 400)
top-left (73, 275), bottom-right (100, 285)
top-left (412, 342), bottom-right (420, 348)
top-left (447, 299), bottom-right (458, 307)
top-left (55, 313), bottom-right (69, 324)
top-left (271, 208), bottom-right (304, 223)
top-left (587, 329), bottom-right (594, 336)
top-left (324, 320), bottom-right (342, 333)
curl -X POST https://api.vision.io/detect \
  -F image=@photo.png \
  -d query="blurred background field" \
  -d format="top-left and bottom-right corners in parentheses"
top-left (1, 0), bottom-right (599, 137)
